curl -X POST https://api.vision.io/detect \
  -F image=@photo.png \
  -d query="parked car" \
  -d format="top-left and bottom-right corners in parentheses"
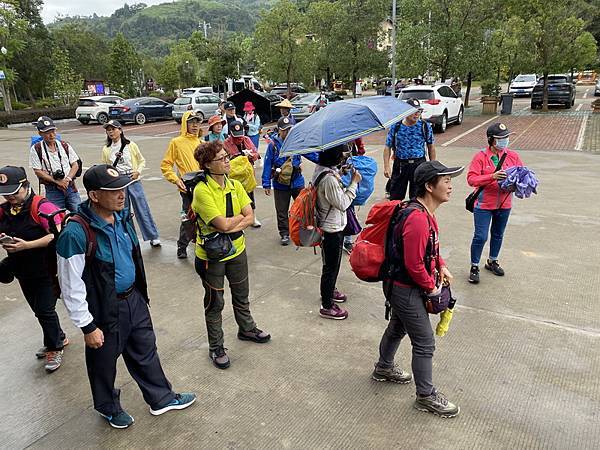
top-left (108, 97), bottom-right (173, 125)
top-left (172, 94), bottom-right (221, 123)
top-left (270, 84), bottom-right (307, 99)
top-left (509, 74), bottom-right (538, 96)
top-left (181, 86), bottom-right (215, 96)
top-left (531, 75), bottom-right (576, 109)
top-left (290, 92), bottom-right (344, 121)
top-left (594, 79), bottom-right (600, 96)
top-left (75, 95), bottom-right (124, 125)
top-left (398, 84), bottom-right (464, 132)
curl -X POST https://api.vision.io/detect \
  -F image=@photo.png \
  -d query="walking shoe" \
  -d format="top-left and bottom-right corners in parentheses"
top-left (44, 350), bottom-right (63, 372)
top-left (319, 303), bottom-right (348, 320)
top-left (280, 235), bottom-right (290, 246)
top-left (332, 288), bottom-right (347, 303)
top-left (177, 248), bottom-right (187, 259)
top-left (252, 217), bottom-right (262, 228)
top-left (150, 393), bottom-right (197, 416)
top-left (238, 327), bottom-right (271, 343)
top-left (99, 410), bottom-right (135, 429)
top-left (468, 265), bottom-right (480, 284)
top-left (209, 346), bottom-right (230, 369)
top-left (343, 241), bottom-right (353, 255)
top-left (414, 389), bottom-right (460, 418)
top-left (36, 337), bottom-right (69, 359)
top-left (150, 239), bottom-right (162, 247)
top-left (485, 259), bottom-right (505, 276)
top-left (371, 364), bottom-right (412, 384)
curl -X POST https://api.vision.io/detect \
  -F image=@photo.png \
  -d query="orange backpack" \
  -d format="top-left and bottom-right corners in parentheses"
top-left (289, 170), bottom-right (332, 247)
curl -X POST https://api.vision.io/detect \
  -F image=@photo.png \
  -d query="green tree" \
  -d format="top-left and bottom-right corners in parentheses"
top-left (306, 0), bottom-right (340, 88)
top-left (51, 24), bottom-right (110, 80)
top-left (108, 33), bottom-right (142, 97)
top-left (48, 47), bottom-right (82, 106)
top-left (0, 0), bottom-right (28, 111)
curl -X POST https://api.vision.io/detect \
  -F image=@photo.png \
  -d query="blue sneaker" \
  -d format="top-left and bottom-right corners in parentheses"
top-left (98, 410), bottom-right (134, 429)
top-left (150, 393), bottom-right (196, 416)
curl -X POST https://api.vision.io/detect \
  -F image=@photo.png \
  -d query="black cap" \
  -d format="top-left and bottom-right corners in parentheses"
top-left (413, 161), bottom-right (464, 186)
top-left (223, 101), bottom-right (236, 110)
top-left (229, 120), bottom-right (244, 137)
top-left (277, 116), bottom-right (293, 130)
top-left (405, 98), bottom-right (424, 111)
top-left (486, 122), bottom-right (513, 139)
top-left (0, 166), bottom-right (28, 195)
top-left (103, 119), bottom-right (122, 129)
top-left (83, 164), bottom-right (137, 192)
top-left (34, 116), bottom-right (57, 132)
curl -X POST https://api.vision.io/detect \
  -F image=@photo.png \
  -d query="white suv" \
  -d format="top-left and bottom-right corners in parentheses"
top-left (76, 95), bottom-right (124, 125)
top-left (509, 74), bottom-right (538, 96)
top-left (398, 85), bottom-right (464, 132)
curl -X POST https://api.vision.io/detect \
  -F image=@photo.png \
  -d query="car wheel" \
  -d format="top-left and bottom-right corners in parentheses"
top-left (565, 100), bottom-right (571, 109)
top-left (456, 107), bottom-right (464, 125)
top-left (531, 103), bottom-right (540, 109)
top-left (571, 97), bottom-right (575, 106)
top-left (437, 112), bottom-right (447, 133)
top-left (96, 112), bottom-right (109, 125)
top-left (78, 119), bottom-right (90, 125)
top-left (175, 118), bottom-right (182, 124)
top-left (135, 113), bottom-right (147, 125)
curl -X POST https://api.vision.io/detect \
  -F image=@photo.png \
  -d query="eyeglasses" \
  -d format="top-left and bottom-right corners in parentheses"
top-left (212, 154), bottom-right (230, 163)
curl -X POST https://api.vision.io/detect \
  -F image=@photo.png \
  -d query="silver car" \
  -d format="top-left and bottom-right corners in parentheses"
top-left (290, 92), bottom-right (344, 121)
top-left (172, 94), bottom-right (222, 123)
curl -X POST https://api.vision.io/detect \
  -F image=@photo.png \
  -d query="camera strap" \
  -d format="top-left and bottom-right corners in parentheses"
top-left (41, 141), bottom-right (63, 174)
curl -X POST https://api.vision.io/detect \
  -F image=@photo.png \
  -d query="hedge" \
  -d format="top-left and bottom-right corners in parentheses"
top-left (0, 107), bottom-right (76, 127)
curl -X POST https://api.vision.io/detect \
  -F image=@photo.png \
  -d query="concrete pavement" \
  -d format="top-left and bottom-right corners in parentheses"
top-left (0, 120), bottom-right (599, 449)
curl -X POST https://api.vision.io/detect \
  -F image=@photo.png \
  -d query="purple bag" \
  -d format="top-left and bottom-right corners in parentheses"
top-left (343, 206), bottom-right (362, 236)
top-left (423, 285), bottom-right (456, 314)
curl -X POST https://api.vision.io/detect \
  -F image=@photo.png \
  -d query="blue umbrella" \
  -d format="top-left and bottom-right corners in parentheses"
top-left (280, 96), bottom-right (416, 155)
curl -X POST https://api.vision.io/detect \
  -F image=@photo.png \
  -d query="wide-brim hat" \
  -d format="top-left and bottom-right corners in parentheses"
top-left (243, 101), bottom-right (255, 112)
top-left (275, 99), bottom-right (293, 109)
top-left (414, 161), bottom-right (464, 186)
top-left (83, 164), bottom-right (138, 191)
top-left (207, 115), bottom-right (226, 130)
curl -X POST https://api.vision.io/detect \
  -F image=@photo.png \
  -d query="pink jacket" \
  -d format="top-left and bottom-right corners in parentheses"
top-left (467, 147), bottom-right (523, 210)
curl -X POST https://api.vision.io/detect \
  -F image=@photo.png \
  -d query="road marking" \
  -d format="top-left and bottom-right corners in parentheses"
top-left (154, 130), bottom-right (180, 137)
top-left (64, 121), bottom-right (178, 134)
top-left (510, 117), bottom-right (539, 146)
top-left (441, 115), bottom-right (499, 147)
top-left (576, 103), bottom-right (583, 112)
top-left (574, 116), bottom-right (588, 151)
top-left (583, 89), bottom-right (589, 99)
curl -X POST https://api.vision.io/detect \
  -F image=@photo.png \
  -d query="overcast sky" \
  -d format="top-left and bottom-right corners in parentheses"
top-left (41, 0), bottom-right (167, 23)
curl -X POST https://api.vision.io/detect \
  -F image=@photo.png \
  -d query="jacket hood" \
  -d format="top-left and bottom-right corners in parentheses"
top-left (180, 111), bottom-right (204, 139)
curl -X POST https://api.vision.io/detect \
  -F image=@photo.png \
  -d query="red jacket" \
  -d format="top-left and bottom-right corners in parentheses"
top-left (467, 147), bottom-right (523, 210)
top-left (223, 136), bottom-right (259, 162)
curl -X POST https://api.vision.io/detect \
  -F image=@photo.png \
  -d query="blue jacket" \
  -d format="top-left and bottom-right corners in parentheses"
top-left (261, 133), bottom-right (319, 191)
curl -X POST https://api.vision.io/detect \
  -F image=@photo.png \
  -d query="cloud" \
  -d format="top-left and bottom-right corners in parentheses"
top-left (41, 0), bottom-right (167, 24)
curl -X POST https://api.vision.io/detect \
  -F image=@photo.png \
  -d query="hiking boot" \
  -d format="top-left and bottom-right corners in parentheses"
top-left (177, 248), bottom-right (187, 259)
top-left (468, 265), bottom-right (480, 284)
top-left (252, 217), bottom-right (262, 228)
top-left (44, 350), bottom-right (63, 372)
top-left (209, 346), bottom-right (230, 369)
top-left (150, 393), bottom-right (197, 416)
top-left (280, 235), bottom-right (290, 246)
top-left (414, 389), bottom-right (460, 418)
top-left (371, 364), bottom-right (412, 384)
top-left (485, 259), bottom-right (505, 276)
top-left (238, 327), bottom-right (271, 343)
top-left (319, 303), bottom-right (348, 320)
top-left (150, 239), bottom-right (162, 247)
top-left (36, 337), bottom-right (69, 359)
top-left (99, 410), bottom-right (135, 429)
top-left (332, 289), bottom-right (347, 303)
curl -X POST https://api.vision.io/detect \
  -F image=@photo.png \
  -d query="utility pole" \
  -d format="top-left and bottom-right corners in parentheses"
top-left (199, 20), bottom-right (211, 39)
top-left (390, 0), bottom-right (397, 98)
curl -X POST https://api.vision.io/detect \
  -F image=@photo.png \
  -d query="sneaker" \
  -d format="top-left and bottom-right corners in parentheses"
top-left (343, 242), bottom-right (353, 255)
top-left (237, 327), bottom-right (271, 343)
top-left (177, 248), bottom-right (187, 259)
top-left (468, 265), bottom-right (480, 284)
top-left (209, 346), bottom-right (230, 369)
top-left (36, 337), bottom-right (69, 359)
top-left (44, 350), bottom-right (63, 372)
top-left (332, 288), bottom-right (347, 303)
top-left (280, 235), bottom-right (290, 246)
top-left (99, 410), bottom-right (135, 429)
top-left (319, 303), bottom-right (348, 320)
top-left (414, 389), bottom-right (460, 418)
top-left (371, 364), bottom-right (412, 384)
top-left (252, 218), bottom-right (262, 228)
top-left (150, 393), bottom-right (197, 416)
top-left (150, 239), bottom-right (162, 247)
top-left (485, 259), bottom-right (505, 276)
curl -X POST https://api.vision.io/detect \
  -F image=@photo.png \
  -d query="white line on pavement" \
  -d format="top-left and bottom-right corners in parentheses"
top-left (583, 89), bottom-right (589, 99)
top-left (441, 115), bottom-right (499, 147)
top-left (575, 116), bottom-right (588, 151)
top-left (576, 103), bottom-right (583, 112)
top-left (154, 130), bottom-right (180, 137)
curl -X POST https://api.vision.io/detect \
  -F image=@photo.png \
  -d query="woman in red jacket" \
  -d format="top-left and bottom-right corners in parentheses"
top-left (467, 123), bottom-right (523, 284)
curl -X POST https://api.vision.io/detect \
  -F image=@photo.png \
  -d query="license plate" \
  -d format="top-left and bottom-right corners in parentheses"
top-left (291, 108), bottom-right (301, 114)
top-left (111, 110), bottom-right (119, 115)
top-left (78, 114), bottom-right (90, 118)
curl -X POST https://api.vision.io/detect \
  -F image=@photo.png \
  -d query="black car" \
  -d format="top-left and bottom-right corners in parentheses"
top-left (531, 75), bottom-right (576, 109)
top-left (108, 97), bottom-right (173, 125)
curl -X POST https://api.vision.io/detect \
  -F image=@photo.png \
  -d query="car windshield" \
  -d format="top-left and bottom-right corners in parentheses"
top-left (78, 99), bottom-right (96, 107)
top-left (182, 89), bottom-right (196, 95)
top-left (174, 97), bottom-right (192, 105)
top-left (400, 90), bottom-right (434, 100)
top-left (515, 75), bottom-right (536, 82)
top-left (539, 76), bottom-right (568, 84)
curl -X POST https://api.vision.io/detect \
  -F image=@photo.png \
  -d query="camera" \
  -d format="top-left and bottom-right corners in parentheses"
top-left (52, 169), bottom-right (65, 180)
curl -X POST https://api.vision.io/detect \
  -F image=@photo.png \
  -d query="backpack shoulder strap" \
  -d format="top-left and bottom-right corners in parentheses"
top-left (60, 140), bottom-right (70, 156)
top-left (68, 214), bottom-right (98, 260)
top-left (314, 169), bottom-right (334, 188)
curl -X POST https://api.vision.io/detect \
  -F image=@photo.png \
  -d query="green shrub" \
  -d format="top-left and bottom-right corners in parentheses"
top-left (481, 81), bottom-right (501, 97)
top-left (34, 98), bottom-right (63, 108)
top-left (0, 107), bottom-right (76, 127)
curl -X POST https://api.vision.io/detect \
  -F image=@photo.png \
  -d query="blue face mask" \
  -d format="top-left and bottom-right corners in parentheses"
top-left (495, 137), bottom-right (509, 149)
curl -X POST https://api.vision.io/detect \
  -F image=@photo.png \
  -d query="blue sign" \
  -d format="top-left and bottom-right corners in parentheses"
top-left (0, 71), bottom-right (5, 80)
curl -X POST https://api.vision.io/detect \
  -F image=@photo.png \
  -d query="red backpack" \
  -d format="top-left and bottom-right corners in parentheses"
top-left (289, 171), bottom-right (332, 247)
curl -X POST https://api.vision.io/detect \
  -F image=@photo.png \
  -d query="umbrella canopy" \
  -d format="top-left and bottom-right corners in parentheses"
top-left (280, 96), bottom-right (416, 155)
top-left (499, 166), bottom-right (539, 198)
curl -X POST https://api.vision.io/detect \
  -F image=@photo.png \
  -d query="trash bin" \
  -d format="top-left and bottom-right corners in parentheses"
top-left (500, 93), bottom-right (514, 115)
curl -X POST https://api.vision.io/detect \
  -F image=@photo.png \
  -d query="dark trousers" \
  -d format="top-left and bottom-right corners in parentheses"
top-left (377, 283), bottom-right (435, 396)
top-left (389, 157), bottom-right (426, 201)
top-left (178, 192), bottom-right (194, 252)
top-left (18, 276), bottom-right (65, 351)
top-left (248, 190), bottom-right (256, 210)
top-left (85, 288), bottom-right (175, 416)
top-left (274, 188), bottom-right (302, 237)
top-left (320, 231), bottom-right (344, 309)
top-left (195, 251), bottom-right (256, 350)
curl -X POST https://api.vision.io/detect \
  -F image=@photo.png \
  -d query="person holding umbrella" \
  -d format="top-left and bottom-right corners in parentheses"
top-left (243, 101), bottom-right (262, 149)
top-left (467, 122), bottom-right (524, 284)
top-left (275, 99), bottom-right (296, 125)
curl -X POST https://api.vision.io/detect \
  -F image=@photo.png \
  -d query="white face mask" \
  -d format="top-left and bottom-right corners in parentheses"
top-left (495, 137), bottom-right (509, 149)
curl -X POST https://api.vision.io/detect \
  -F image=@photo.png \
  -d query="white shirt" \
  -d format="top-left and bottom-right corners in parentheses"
top-left (109, 140), bottom-right (133, 174)
top-left (30, 140), bottom-right (79, 176)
